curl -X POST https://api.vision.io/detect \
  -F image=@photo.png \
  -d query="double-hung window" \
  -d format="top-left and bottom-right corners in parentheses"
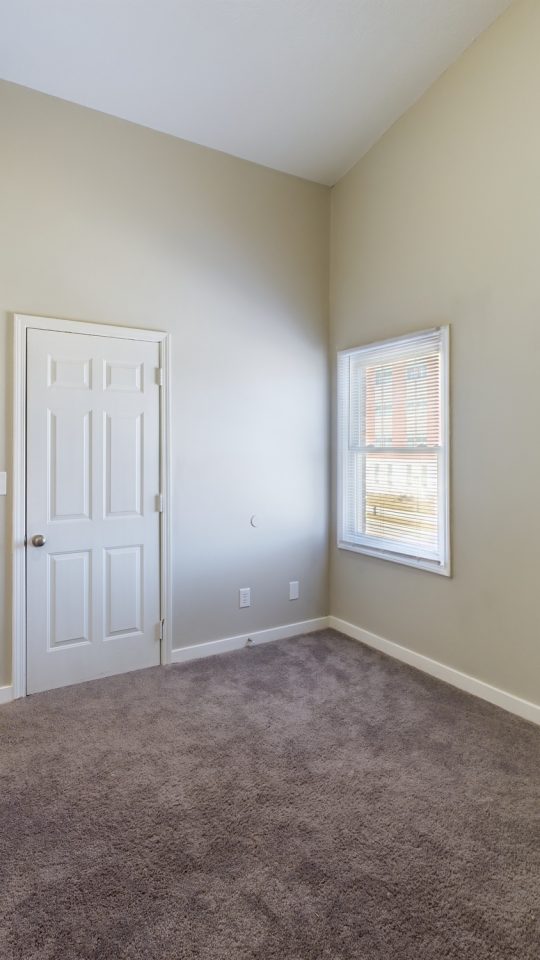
top-left (337, 327), bottom-right (450, 575)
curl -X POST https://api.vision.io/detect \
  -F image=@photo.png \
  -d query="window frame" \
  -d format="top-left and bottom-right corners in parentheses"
top-left (337, 326), bottom-right (450, 576)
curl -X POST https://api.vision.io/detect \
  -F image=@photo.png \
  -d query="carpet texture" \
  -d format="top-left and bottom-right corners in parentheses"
top-left (1, 629), bottom-right (539, 959)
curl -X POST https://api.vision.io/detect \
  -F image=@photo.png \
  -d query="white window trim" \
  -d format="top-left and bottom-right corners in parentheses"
top-left (337, 326), bottom-right (450, 577)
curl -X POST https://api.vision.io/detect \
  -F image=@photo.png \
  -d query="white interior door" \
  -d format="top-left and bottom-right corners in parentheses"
top-left (26, 329), bottom-right (162, 694)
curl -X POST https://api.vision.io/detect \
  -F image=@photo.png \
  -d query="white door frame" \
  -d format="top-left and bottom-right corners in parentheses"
top-left (12, 313), bottom-right (173, 698)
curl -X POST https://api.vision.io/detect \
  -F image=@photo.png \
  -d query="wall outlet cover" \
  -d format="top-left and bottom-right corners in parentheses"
top-left (239, 587), bottom-right (251, 608)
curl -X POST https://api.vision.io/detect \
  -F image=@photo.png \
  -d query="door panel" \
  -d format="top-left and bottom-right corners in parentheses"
top-left (48, 355), bottom-right (92, 390)
top-left (105, 413), bottom-right (143, 516)
top-left (104, 545), bottom-right (143, 638)
top-left (104, 360), bottom-right (143, 393)
top-left (27, 329), bottom-right (161, 694)
top-left (48, 408), bottom-right (92, 521)
top-left (48, 551), bottom-right (91, 648)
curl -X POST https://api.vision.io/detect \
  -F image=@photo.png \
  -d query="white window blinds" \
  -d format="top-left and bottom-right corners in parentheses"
top-left (337, 327), bottom-right (450, 575)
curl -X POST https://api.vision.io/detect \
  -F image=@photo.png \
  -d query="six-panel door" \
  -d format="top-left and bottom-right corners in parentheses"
top-left (26, 329), bottom-right (162, 694)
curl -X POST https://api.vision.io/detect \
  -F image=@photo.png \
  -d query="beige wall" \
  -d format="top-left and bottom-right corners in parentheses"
top-left (0, 81), bottom-right (330, 685)
top-left (330, 0), bottom-right (540, 705)
top-left (2, 0), bottom-right (539, 705)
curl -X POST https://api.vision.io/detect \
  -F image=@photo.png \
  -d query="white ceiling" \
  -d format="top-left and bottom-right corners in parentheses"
top-left (0, 0), bottom-right (513, 185)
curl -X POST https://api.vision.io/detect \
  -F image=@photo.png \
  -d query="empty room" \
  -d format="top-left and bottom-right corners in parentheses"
top-left (1, 1), bottom-right (539, 957)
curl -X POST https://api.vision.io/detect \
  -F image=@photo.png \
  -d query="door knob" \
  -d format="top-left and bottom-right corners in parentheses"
top-left (31, 534), bottom-right (47, 547)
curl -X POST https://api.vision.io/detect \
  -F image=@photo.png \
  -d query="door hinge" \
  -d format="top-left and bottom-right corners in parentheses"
top-left (156, 493), bottom-right (164, 512)
top-left (159, 619), bottom-right (165, 642)
top-left (156, 367), bottom-right (164, 386)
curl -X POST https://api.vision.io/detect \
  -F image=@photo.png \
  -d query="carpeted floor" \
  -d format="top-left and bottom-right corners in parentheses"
top-left (1, 629), bottom-right (539, 959)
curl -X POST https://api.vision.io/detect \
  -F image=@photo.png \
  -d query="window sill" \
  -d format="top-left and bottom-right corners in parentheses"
top-left (337, 539), bottom-right (451, 577)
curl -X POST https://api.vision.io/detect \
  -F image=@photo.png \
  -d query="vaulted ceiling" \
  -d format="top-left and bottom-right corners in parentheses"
top-left (0, 0), bottom-right (514, 184)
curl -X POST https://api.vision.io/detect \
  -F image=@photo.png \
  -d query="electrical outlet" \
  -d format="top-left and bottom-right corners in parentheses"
top-left (239, 587), bottom-right (251, 608)
top-left (289, 580), bottom-right (300, 601)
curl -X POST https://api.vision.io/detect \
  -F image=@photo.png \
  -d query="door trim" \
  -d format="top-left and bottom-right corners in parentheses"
top-left (12, 313), bottom-right (173, 698)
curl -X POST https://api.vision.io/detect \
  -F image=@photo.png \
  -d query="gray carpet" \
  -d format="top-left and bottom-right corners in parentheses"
top-left (1, 629), bottom-right (539, 959)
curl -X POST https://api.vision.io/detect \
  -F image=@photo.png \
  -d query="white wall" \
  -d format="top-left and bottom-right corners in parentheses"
top-left (0, 80), bottom-right (330, 685)
top-left (330, 0), bottom-right (540, 706)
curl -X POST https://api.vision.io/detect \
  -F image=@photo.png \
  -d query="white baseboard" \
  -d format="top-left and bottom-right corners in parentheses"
top-left (5, 611), bottom-right (532, 726)
top-left (0, 684), bottom-right (14, 705)
top-left (171, 617), bottom-right (330, 665)
top-left (328, 616), bottom-right (540, 727)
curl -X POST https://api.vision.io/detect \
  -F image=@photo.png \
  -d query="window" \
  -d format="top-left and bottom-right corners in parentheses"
top-left (337, 327), bottom-right (449, 575)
